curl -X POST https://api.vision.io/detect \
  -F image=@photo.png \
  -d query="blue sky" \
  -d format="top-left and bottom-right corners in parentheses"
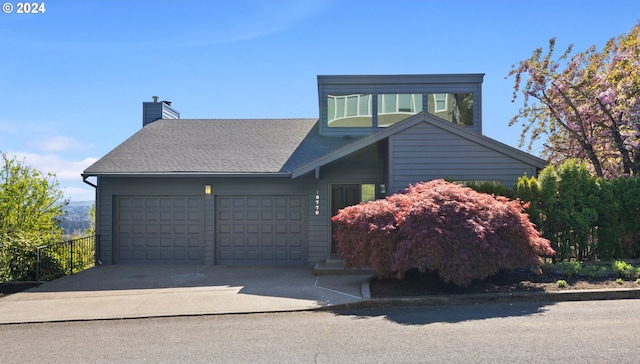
top-left (1, 0), bottom-right (638, 202)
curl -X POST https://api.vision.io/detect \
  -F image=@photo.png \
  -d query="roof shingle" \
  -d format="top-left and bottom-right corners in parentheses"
top-left (83, 118), bottom-right (357, 175)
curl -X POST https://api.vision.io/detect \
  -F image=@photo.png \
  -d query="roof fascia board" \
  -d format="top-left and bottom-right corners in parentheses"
top-left (317, 74), bottom-right (485, 85)
top-left (81, 172), bottom-right (292, 178)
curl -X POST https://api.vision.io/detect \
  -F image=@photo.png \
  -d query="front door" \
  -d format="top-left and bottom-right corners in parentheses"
top-left (331, 184), bottom-right (361, 253)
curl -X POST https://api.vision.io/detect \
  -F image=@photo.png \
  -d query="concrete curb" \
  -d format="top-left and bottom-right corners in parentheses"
top-left (319, 287), bottom-right (640, 311)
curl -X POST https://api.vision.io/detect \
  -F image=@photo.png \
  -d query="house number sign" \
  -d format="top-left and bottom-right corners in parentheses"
top-left (315, 190), bottom-right (320, 216)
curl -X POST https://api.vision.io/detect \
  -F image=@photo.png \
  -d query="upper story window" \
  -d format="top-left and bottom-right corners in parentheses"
top-left (327, 94), bottom-right (372, 127)
top-left (427, 92), bottom-right (474, 126)
top-left (377, 94), bottom-right (422, 127)
top-left (319, 74), bottom-right (484, 136)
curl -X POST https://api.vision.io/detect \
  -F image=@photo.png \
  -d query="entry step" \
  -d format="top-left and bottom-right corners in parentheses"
top-left (313, 256), bottom-right (376, 276)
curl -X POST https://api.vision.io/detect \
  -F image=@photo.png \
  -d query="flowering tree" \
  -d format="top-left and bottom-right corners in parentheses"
top-left (508, 21), bottom-right (640, 177)
top-left (332, 180), bottom-right (555, 287)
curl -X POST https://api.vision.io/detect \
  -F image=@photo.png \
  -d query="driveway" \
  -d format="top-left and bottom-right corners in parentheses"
top-left (0, 265), bottom-right (373, 324)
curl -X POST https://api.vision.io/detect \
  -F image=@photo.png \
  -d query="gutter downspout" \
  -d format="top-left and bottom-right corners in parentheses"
top-left (81, 174), bottom-right (100, 265)
top-left (82, 174), bottom-right (97, 188)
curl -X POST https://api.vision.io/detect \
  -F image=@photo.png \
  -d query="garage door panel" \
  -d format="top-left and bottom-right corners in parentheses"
top-left (247, 237), bottom-right (259, 247)
top-left (114, 196), bottom-right (203, 264)
top-left (247, 224), bottom-right (259, 234)
top-left (261, 237), bottom-right (273, 247)
top-left (146, 237), bottom-right (159, 247)
top-left (216, 195), bottom-right (306, 265)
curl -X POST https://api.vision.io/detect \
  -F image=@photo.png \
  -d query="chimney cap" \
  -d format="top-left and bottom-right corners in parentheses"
top-left (152, 96), bottom-right (159, 103)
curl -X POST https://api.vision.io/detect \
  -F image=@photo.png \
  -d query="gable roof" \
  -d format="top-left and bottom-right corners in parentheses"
top-left (83, 118), bottom-right (357, 177)
top-left (291, 111), bottom-right (547, 178)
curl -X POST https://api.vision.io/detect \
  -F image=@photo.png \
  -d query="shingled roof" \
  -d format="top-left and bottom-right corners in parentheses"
top-left (83, 118), bottom-right (358, 176)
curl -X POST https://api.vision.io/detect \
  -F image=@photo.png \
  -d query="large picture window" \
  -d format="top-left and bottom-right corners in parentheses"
top-left (327, 94), bottom-right (372, 127)
top-left (327, 91), bottom-right (474, 128)
top-left (377, 93), bottom-right (422, 127)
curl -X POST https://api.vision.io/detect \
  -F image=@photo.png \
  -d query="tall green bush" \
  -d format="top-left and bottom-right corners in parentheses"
top-left (515, 160), bottom-right (599, 261)
top-left (515, 160), bottom-right (640, 261)
top-left (596, 178), bottom-right (640, 259)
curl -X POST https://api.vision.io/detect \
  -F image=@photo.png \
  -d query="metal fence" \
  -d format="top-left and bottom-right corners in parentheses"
top-left (36, 235), bottom-right (98, 283)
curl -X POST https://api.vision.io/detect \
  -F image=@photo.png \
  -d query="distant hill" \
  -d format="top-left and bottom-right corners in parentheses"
top-left (60, 200), bottom-right (94, 238)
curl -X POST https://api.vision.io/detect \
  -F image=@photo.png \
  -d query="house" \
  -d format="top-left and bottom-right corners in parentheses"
top-left (82, 74), bottom-right (547, 266)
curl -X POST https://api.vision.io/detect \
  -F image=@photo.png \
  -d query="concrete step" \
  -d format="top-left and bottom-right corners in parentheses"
top-left (324, 255), bottom-right (346, 268)
top-left (313, 259), bottom-right (376, 276)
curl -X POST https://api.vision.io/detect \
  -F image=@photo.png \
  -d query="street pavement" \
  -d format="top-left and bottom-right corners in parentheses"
top-left (0, 264), bottom-right (639, 325)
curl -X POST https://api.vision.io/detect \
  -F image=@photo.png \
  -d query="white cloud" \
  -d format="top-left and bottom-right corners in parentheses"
top-left (7, 152), bottom-right (96, 182)
top-left (33, 135), bottom-right (92, 152)
top-left (5, 152), bottom-right (98, 201)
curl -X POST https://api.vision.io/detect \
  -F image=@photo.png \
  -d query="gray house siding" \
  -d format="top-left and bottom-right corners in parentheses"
top-left (389, 120), bottom-right (538, 193)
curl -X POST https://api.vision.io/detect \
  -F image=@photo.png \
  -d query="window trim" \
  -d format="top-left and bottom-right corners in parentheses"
top-left (433, 93), bottom-right (448, 113)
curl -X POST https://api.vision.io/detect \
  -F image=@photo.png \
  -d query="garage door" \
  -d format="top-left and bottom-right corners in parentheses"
top-left (216, 195), bottom-right (306, 265)
top-left (114, 196), bottom-right (203, 264)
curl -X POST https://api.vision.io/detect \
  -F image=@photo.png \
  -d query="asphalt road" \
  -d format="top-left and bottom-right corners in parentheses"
top-left (2, 299), bottom-right (640, 363)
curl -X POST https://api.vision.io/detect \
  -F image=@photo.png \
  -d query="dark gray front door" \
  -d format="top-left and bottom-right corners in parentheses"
top-left (216, 195), bottom-right (306, 265)
top-left (331, 184), bottom-right (361, 253)
top-left (114, 196), bottom-right (203, 264)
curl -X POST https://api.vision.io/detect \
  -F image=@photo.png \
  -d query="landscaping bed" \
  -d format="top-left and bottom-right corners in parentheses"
top-left (370, 263), bottom-right (640, 298)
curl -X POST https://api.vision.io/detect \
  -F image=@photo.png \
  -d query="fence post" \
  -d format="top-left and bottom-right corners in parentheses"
top-left (69, 239), bottom-right (74, 275)
top-left (95, 235), bottom-right (99, 265)
top-left (36, 247), bottom-right (41, 285)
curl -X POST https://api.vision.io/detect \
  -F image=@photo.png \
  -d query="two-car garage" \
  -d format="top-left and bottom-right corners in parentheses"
top-left (113, 195), bottom-right (306, 265)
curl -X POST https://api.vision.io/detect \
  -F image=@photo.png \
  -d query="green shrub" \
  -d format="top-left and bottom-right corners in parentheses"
top-left (544, 261), bottom-right (583, 277)
top-left (559, 261), bottom-right (582, 277)
top-left (0, 233), bottom-right (41, 281)
top-left (463, 180), bottom-right (514, 199)
top-left (517, 169), bottom-right (640, 262)
top-left (616, 278), bottom-right (624, 284)
top-left (556, 279), bottom-right (568, 288)
top-left (612, 260), bottom-right (637, 280)
top-left (580, 264), bottom-right (609, 278)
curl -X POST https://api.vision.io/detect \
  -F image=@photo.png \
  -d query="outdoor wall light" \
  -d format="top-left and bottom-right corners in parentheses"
top-left (204, 184), bottom-right (212, 195)
top-left (380, 184), bottom-right (386, 194)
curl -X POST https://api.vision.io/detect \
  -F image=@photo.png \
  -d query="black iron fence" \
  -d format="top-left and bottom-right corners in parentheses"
top-left (36, 235), bottom-right (98, 283)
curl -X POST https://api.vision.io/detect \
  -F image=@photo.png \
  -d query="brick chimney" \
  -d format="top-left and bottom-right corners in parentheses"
top-left (142, 96), bottom-right (180, 127)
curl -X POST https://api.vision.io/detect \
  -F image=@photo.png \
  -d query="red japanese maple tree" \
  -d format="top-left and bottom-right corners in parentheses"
top-left (332, 180), bottom-right (555, 287)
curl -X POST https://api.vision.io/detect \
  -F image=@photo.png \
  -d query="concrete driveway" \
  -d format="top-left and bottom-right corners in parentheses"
top-left (0, 265), bottom-right (374, 324)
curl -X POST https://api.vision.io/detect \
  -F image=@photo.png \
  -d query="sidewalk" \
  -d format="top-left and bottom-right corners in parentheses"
top-left (1, 265), bottom-right (639, 325)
